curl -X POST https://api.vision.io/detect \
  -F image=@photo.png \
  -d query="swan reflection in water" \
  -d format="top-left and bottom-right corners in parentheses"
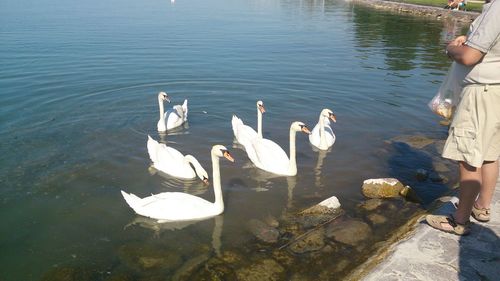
top-left (312, 148), bottom-right (330, 189)
top-left (125, 215), bottom-right (224, 256)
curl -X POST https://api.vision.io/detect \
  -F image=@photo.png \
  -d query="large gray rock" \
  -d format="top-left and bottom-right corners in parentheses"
top-left (361, 178), bottom-right (405, 199)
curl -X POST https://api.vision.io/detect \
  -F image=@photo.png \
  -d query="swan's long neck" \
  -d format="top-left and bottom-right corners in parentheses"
top-left (319, 115), bottom-right (327, 148)
top-left (288, 127), bottom-right (297, 175)
top-left (257, 109), bottom-right (263, 138)
top-left (158, 97), bottom-right (165, 121)
top-left (184, 155), bottom-right (203, 177)
top-left (211, 153), bottom-right (224, 211)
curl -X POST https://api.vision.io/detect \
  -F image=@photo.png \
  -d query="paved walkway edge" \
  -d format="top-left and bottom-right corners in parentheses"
top-left (353, 166), bottom-right (500, 281)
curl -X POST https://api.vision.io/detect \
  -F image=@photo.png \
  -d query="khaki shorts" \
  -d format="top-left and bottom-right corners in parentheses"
top-left (442, 84), bottom-right (500, 168)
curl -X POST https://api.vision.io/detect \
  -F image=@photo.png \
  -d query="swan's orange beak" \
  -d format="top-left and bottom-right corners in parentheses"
top-left (301, 126), bottom-right (311, 135)
top-left (259, 105), bottom-right (266, 114)
top-left (223, 151), bottom-right (235, 162)
top-left (329, 113), bottom-right (337, 123)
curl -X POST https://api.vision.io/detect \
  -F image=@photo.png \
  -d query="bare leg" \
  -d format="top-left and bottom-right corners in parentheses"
top-left (454, 161), bottom-right (482, 224)
top-left (476, 160), bottom-right (499, 209)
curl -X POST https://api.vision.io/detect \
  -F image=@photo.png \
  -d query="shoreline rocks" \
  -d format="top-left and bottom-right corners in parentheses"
top-left (349, 0), bottom-right (479, 22)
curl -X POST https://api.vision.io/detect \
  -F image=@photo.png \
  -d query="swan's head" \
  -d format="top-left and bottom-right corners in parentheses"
top-left (321, 108), bottom-right (336, 123)
top-left (212, 145), bottom-right (235, 162)
top-left (257, 100), bottom-right (266, 114)
top-left (158, 91), bottom-right (171, 103)
top-left (198, 169), bottom-right (210, 185)
top-left (291, 121), bottom-right (311, 135)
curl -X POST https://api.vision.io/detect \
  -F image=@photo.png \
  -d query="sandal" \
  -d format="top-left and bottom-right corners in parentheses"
top-left (426, 214), bottom-right (471, 236)
top-left (471, 205), bottom-right (490, 222)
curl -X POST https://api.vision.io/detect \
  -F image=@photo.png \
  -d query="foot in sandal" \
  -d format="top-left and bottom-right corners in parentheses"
top-left (471, 205), bottom-right (490, 222)
top-left (426, 215), bottom-right (471, 236)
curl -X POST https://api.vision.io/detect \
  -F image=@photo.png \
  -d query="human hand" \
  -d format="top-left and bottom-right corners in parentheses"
top-left (448, 35), bottom-right (467, 47)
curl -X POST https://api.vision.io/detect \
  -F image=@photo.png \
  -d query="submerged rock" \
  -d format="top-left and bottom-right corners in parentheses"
top-left (235, 259), bottom-right (285, 281)
top-left (295, 196), bottom-right (343, 228)
top-left (415, 168), bottom-right (429, 181)
top-left (247, 219), bottom-right (280, 243)
top-left (289, 228), bottom-right (325, 254)
top-left (389, 135), bottom-right (436, 149)
top-left (367, 213), bottom-right (388, 225)
top-left (361, 178), bottom-right (405, 199)
top-left (325, 219), bottom-right (372, 246)
top-left (41, 266), bottom-right (96, 281)
top-left (118, 243), bottom-right (182, 272)
top-left (171, 253), bottom-right (210, 281)
top-left (359, 199), bottom-right (384, 211)
top-left (262, 214), bottom-right (280, 228)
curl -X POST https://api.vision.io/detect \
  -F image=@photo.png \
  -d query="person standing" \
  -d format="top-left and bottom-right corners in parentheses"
top-left (426, 0), bottom-right (500, 235)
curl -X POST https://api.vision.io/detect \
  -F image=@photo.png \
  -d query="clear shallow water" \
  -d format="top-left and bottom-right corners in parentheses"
top-left (1, 0), bottom-right (469, 280)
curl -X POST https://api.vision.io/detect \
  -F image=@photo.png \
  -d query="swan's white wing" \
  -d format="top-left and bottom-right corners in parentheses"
top-left (153, 145), bottom-right (196, 178)
top-left (166, 104), bottom-right (185, 129)
top-left (251, 138), bottom-right (290, 174)
top-left (324, 125), bottom-right (336, 147)
top-left (181, 99), bottom-right (188, 121)
top-left (135, 192), bottom-right (216, 221)
top-left (232, 115), bottom-right (258, 147)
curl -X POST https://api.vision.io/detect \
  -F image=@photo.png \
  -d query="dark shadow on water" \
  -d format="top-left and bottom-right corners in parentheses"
top-left (386, 138), bottom-right (452, 205)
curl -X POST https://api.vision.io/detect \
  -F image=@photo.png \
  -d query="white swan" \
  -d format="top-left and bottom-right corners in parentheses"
top-left (121, 145), bottom-right (234, 221)
top-left (244, 121), bottom-right (311, 176)
top-left (232, 100), bottom-right (266, 148)
top-left (147, 135), bottom-right (208, 183)
top-left (156, 91), bottom-right (188, 132)
top-left (309, 108), bottom-right (336, 150)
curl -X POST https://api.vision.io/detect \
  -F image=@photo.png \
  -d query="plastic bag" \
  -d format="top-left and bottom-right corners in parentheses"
top-left (428, 62), bottom-right (468, 120)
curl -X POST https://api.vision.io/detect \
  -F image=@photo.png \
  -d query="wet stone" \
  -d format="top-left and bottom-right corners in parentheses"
top-left (289, 228), bottom-right (325, 254)
top-left (429, 172), bottom-right (448, 183)
top-left (367, 213), bottom-right (388, 225)
top-left (262, 214), bottom-right (280, 228)
top-left (325, 219), bottom-right (372, 246)
top-left (399, 185), bottom-right (423, 204)
top-left (271, 249), bottom-right (296, 267)
top-left (361, 178), bottom-right (405, 199)
top-left (235, 259), bottom-right (285, 281)
top-left (247, 219), bottom-right (280, 243)
top-left (118, 243), bottom-right (182, 272)
top-left (415, 168), bottom-right (429, 181)
top-left (359, 199), bottom-right (384, 211)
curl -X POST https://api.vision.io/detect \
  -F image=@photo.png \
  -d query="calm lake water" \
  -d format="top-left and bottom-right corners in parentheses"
top-left (1, 0), bottom-right (469, 280)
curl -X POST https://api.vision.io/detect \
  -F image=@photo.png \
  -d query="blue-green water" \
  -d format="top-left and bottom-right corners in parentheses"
top-left (1, 0), bottom-right (468, 280)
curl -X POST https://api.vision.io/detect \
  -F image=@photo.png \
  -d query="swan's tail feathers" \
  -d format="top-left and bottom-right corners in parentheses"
top-left (147, 135), bottom-right (159, 164)
top-left (231, 115), bottom-right (243, 137)
top-left (182, 99), bottom-right (188, 121)
top-left (121, 190), bottom-right (142, 211)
